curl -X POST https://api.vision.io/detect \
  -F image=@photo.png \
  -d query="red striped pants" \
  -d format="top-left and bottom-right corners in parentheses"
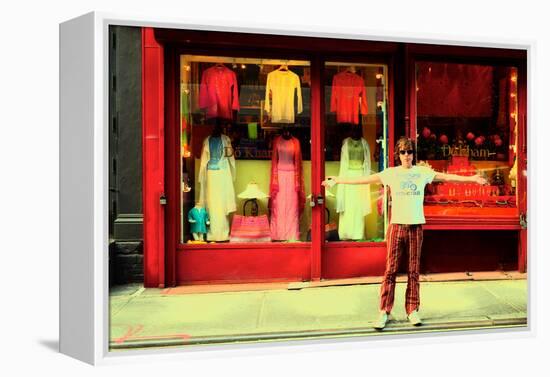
top-left (379, 224), bottom-right (423, 315)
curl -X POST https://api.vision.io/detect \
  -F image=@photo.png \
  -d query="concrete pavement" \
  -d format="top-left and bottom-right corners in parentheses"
top-left (109, 272), bottom-right (528, 350)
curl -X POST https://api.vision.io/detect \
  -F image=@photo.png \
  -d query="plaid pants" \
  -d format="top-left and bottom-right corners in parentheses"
top-left (379, 224), bottom-right (423, 315)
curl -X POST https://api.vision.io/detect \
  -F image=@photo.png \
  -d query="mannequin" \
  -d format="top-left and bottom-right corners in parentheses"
top-left (281, 126), bottom-right (292, 140)
top-left (350, 126), bottom-right (362, 141)
top-left (336, 127), bottom-right (372, 240)
top-left (269, 127), bottom-right (305, 241)
top-left (188, 203), bottom-right (210, 241)
top-left (198, 119), bottom-right (237, 241)
top-left (211, 121), bottom-right (223, 137)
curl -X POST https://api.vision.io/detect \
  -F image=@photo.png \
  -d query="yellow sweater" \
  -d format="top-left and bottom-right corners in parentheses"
top-left (264, 69), bottom-right (303, 123)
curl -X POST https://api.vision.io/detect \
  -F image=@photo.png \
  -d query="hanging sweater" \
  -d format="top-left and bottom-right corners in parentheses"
top-left (264, 69), bottom-right (303, 123)
top-left (199, 65), bottom-right (240, 120)
top-left (330, 71), bottom-right (368, 124)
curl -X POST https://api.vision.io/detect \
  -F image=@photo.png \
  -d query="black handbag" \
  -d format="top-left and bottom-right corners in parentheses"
top-left (306, 208), bottom-right (339, 241)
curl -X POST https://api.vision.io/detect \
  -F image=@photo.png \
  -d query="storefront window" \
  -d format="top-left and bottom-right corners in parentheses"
top-left (180, 55), bottom-right (312, 243)
top-left (415, 62), bottom-right (519, 208)
top-left (323, 62), bottom-right (389, 242)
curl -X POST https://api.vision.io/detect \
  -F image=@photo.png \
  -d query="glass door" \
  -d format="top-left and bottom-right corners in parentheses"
top-left (320, 60), bottom-right (390, 279)
top-left (323, 61), bottom-right (389, 243)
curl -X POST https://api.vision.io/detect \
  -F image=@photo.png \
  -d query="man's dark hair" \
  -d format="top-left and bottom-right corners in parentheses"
top-left (394, 136), bottom-right (416, 165)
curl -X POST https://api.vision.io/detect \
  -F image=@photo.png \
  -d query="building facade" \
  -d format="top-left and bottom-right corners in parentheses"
top-left (109, 26), bottom-right (527, 287)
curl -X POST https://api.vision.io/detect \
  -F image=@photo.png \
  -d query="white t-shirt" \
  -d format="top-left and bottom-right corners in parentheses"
top-left (377, 165), bottom-right (436, 224)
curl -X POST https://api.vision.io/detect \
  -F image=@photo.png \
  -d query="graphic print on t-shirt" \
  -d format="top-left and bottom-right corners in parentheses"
top-left (398, 173), bottom-right (421, 196)
top-left (379, 166), bottom-right (435, 224)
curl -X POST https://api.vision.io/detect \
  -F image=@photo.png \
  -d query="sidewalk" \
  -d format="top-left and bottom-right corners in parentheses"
top-left (109, 271), bottom-right (528, 350)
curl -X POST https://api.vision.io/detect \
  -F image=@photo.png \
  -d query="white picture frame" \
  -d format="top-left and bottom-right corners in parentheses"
top-left (59, 11), bottom-right (536, 366)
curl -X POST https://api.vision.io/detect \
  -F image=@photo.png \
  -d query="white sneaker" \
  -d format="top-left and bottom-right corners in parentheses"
top-left (373, 311), bottom-right (390, 329)
top-left (408, 310), bottom-right (422, 326)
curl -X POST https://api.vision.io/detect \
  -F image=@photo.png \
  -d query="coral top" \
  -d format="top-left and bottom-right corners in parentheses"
top-left (330, 71), bottom-right (368, 124)
top-left (199, 65), bottom-right (240, 119)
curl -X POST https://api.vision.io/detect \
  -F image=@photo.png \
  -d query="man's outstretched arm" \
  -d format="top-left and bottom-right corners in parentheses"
top-left (434, 172), bottom-right (487, 185)
top-left (322, 174), bottom-right (383, 188)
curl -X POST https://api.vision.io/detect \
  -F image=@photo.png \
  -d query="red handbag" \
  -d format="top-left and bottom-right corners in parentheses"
top-left (230, 214), bottom-right (271, 242)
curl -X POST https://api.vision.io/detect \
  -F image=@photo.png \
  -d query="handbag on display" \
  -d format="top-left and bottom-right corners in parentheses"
top-left (230, 193), bottom-right (271, 243)
top-left (229, 214), bottom-right (271, 242)
top-left (306, 207), bottom-right (339, 241)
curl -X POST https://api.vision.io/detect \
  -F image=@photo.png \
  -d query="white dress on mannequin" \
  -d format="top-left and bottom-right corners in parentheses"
top-left (198, 134), bottom-right (236, 241)
top-left (336, 137), bottom-right (372, 240)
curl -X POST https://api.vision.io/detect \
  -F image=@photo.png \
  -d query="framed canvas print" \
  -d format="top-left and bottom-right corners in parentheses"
top-left (60, 12), bottom-right (530, 365)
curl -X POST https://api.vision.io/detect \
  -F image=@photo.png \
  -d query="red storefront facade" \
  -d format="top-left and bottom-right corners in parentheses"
top-left (141, 27), bottom-right (527, 288)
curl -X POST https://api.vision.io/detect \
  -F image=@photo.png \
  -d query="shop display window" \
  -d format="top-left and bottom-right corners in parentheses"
top-left (415, 61), bottom-right (519, 209)
top-left (179, 55), bottom-right (312, 243)
top-left (323, 62), bottom-right (389, 242)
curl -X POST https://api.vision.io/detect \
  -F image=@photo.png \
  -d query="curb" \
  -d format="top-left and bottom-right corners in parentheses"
top-left (110, 317), bottom-right (527, 350)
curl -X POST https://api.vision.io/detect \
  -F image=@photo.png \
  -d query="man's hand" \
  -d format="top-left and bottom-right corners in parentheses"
top-left (472, 174), bottom-right (488, 185)
top-left (322, 176), bottom-right (337, 188)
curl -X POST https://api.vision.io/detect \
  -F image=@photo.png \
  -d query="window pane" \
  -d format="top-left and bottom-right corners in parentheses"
top-left (324, 62), bottom-right (389, 242)
top-left (416, 62), bottom-right (518, 207)
top-left (180, 55), bottom-right (312, 243)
